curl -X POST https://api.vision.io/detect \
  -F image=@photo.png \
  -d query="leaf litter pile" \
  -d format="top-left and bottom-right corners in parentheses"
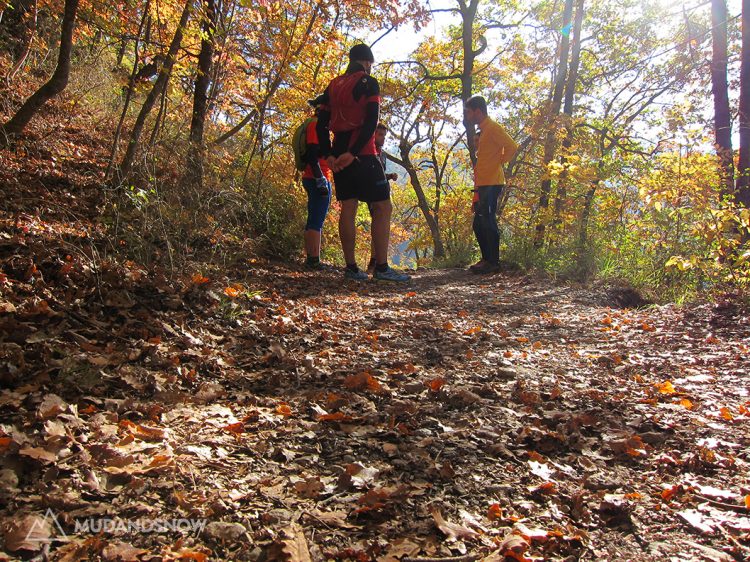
top-left (1, 145), bottom-right (750, 561)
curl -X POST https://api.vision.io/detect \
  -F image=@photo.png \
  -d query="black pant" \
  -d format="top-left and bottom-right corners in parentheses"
top-left (473, 185), bottom-right (503, 264)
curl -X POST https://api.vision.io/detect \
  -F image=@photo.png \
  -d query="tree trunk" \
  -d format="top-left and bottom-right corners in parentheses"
top-left (119, 0), bottom-right (192, 181)
top-left (552, 0), bottom-right (584, 229)
top-left (0, 0), bottom-right (79, 141)
top-left (187, 0), bottom-right (216, 187)
top-left (106, 0), bottom-right (150, 180)
top-left (737, 0), bottom-right (750, 232)
top-left (534, 0), bottom-right (574, 247)
top-left (6, 0), bottom-right (37, 84)
top-left (711, 0), bottom-right (734, 197)
top-left (394, 142), bottom-right (446, 259)
top-left (458, 0), bottom-right (482, 167)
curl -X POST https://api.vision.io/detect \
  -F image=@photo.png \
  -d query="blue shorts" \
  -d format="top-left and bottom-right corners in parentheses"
top-left (302, 177), bottom-right (331, 231)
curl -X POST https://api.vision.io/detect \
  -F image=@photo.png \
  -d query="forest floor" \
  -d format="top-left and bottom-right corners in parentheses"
top-left (1, 119), bottom-right (750, 562)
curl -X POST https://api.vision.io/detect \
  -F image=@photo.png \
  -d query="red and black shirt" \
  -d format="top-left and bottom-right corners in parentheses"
top-left (316, 62), bottom-right (380, 158)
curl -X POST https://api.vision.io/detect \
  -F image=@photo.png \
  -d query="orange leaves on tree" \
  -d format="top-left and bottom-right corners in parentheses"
top-left (344, 371), bottom-right (382, 393)
top-left (656, 380), bottom-right (676, 394)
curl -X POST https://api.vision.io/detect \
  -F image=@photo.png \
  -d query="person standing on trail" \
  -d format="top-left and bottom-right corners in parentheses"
top-left (463, 95), bottom-right (518, 275)
top-left (300, 98), bottom-right (332, 270)
top-left (366, 123), bottom-right (398, 274)
top-left (316, 44), bottom-right (410, 283)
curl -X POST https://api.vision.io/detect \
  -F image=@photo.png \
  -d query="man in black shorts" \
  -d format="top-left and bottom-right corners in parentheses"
top-left (316, 44), bottom-right (409, 282)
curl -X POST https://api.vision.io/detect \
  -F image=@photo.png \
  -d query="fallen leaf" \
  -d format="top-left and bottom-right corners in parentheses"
top-left (224, 286), bottom-right (241, 298)
top-left (427, 378), bottom-right (445, 392)
top-left (275, 403), bottom-right (293, 417)
top-left (266, 523), bottom-right (312, 561)
top-left (38, 394), bottom-right (68, 419)
top-left (430, 507), bottom-right (480, 541)
top-left (4, 513), bottom-right (51, 552)
top-left (294, 477), bottom-right (324, 499)
top-left (679, 398), bottom-right (694, 409)
top-left (678, 509), bottom-right (714, 534)
top-left (119, 420), bottom-right (167, 441)
top-left (378, 537), bottom-right (420, 562)
top-left (318, 412), bottom-right (352, 422)
top-left (343, 372), bottom-right (382, 392)
top-left (656, 380), bottom-right (675, 394)
top-left (102, 541), bottom-right (149, 561)
top-left (19, 446), bottom-right (57, 463)
top-left (487, 503), bottom-right (503, 521)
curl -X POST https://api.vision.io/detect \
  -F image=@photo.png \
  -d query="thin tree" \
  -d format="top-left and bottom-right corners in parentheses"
top-left (552, 0), bottom-right (584, 231)
top-left (737, 0), bottom-right (750, 238)
top-left (458, 0), bottom-right (484, 166)
top-left (106, 0), bottom-right (151, 180)
top-left (711, 0), bottom-right (734, 197)
top-left (118, 0), bottom-right (193, 181)
top-left (5, 0), bottom-right (37, 84)
top-left (534, 0), bottom-right (574, 247)
top-left (0, 0), bottom-right (79, 142)
top-left (187, 0), bottom-right (217, 187)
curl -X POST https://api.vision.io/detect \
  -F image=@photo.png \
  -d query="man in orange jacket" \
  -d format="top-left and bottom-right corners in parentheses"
top-left (463, 95), bottom-right (518, 274)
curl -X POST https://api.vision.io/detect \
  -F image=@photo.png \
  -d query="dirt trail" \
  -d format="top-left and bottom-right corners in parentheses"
top-left (1, 257), bottom-right (749, 561)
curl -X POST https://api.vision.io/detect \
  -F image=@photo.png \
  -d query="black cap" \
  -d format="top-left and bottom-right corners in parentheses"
top-left (349, 44), bottom-right (374, 63)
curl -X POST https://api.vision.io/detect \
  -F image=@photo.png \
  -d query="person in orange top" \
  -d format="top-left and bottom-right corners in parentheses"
top-left (463, 95), bottom-right (518, 274)
top-left (301, 99), bottom-right (332, 269)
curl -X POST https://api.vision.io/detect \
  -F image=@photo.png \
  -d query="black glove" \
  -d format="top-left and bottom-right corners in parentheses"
top-left (315, 177), bottom-right (330, 196)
